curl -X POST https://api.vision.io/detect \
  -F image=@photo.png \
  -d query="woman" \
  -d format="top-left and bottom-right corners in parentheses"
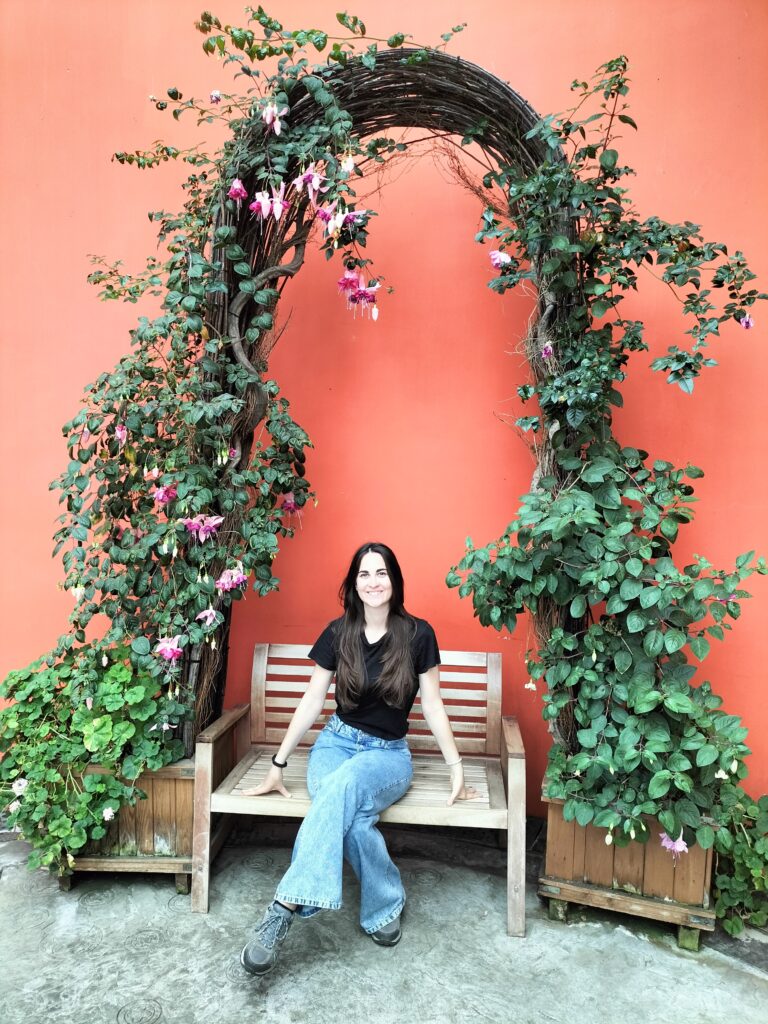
top-left (240, 542), bottom-right (478, 976)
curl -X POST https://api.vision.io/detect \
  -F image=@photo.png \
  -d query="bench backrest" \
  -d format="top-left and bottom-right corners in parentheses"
top-left (250, 643), bottom-right (502, 756)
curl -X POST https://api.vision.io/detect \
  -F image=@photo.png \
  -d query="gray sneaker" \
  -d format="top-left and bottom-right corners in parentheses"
top-left (240, 901), bottom-right (295, 975)
top-left (369, 914), bottom-right (401, 947)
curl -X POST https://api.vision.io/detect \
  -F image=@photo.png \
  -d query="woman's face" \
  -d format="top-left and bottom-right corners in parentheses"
top-left (355, 551), bottom-right (393, 612)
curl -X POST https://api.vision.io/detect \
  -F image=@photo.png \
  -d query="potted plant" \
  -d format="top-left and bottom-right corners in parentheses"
top-left (448, 58), bottom-right (768, 946)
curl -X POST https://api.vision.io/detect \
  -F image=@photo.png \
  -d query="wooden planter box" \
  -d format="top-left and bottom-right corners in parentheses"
top-left (61, 758), bottom-right (195, 894)
top-left (538, 797), bottom-right (715, 949)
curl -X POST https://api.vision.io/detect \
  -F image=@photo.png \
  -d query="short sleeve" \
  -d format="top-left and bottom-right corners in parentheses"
top-left (308, 620), bottom-right (339, 671)
top-left (413, 619), bottom-right (440, 675)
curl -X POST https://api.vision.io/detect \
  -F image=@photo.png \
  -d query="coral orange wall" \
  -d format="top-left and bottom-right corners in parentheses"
top-left (1, 1), bottom-right (766, 812)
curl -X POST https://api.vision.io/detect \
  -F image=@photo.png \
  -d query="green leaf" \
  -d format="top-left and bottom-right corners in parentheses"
top-left (575, 802), bottom-right (594, 827)
top-left (695, 824), bottom-right (715, 849)
top-left (599, 149), bottom-right (618, 169)
top-left (640, 587), bottom-right (661, 609)
top-left (664, 630), bottom-right (687, 654)
top-left (614, 650), bottom-right (632, 675)
top-left (690, 636), bottom-right (710, 661)
top-left (695, 744), bottom-right (718, 766)
top-left (664, 693), bottom-right (694, 713)
top-left (131, 637), bottom-right (151, 656)
top-left (626, 611), bottom-right (646, 633)
top-left (643, 629), bottom-right (664, 657)
top-left (648, 770), bottom-right (672, 798)
top-left (620, 579), bottom-right (643, 601)
top-left (569, 595), bottom-right (587, 618)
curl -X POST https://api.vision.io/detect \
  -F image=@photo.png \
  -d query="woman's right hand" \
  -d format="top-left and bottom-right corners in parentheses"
top-left (242, 764), bottom-right (292, 798)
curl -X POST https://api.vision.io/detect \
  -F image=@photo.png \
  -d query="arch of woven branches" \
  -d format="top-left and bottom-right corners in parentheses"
top-left (198, 50), bottom-right (563, 727)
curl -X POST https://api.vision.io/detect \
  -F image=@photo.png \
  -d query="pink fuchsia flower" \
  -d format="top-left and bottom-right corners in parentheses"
top-left (270, 182), bottom-right (290, 222)
top-left (660, 831), bottom-right (688, 862)
top-left (315, 201), bottom-right (337, 225)
top-left (291, 163), bottom-right (327, 205)
top-left (155, 635), bottom-right (184, 661)
top-left (541, 343), bottom-right (555, 360)
top-left (343, 209), bottom-right (368, 227)
top-left (281, 493), bottom-right (299, 514)
top-left (210, 90), bottom-right (222, 105)
top-left (739, 314), bottom-right (754, 329)
top-left (249, 190), bottom-right (272, 220)
top-left (262, 100), bottom-right (289, 135)
top-left (154, 485), bottom-right (178, 505)
top-left (11, 778), bottom-right (28, 796)
top-left (180, 514), bottom-right (225, 541)
top-left (115, 423), bottom-right (127, 446)
top-left (490, 249), bottom-right (512, 269)
top-left (344, 272), bottom-right (380, 320)
top-left (228, 447), bottom-right (237, 459)
top-left (196, 607), bottom-right (219, 628)
top-left (80, 427), bottom-right (91, 444)
top-left (215, 564), bottom-right (248, 592)
top-left (338, 268), bottom-right (359, 295)
top-left (227, 178), bottom-right (248, 203)
top-left (102, 806), bottom-right (115, 822)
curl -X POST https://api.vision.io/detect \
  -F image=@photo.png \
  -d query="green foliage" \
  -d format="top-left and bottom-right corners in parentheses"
top-left (452, 56), bottom-right (768, 928)
top-left (0, 645), bottom-right (185, 870)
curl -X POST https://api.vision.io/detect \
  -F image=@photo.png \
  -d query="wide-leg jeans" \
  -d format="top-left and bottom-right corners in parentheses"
top-left (274, 714), bottom-right (413, 934)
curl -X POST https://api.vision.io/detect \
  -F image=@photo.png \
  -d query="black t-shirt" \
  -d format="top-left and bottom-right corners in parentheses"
top-left (308, 616), bottom-right (441, 740)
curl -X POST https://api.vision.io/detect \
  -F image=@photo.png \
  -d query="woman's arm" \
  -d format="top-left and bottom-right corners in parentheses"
top-left (418, 665), bottom-right (479, 806)
top-left (242, 664), bottom-right (334, 797)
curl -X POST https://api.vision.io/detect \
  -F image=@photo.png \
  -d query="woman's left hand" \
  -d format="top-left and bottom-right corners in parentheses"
top-left (447, 763), bottom-right (481, 806)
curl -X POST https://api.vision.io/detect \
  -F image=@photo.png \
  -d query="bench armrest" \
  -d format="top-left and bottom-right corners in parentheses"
top-left (196, 703), bottom-right (250, 744)
top-left (502, 716), bottom-right (525, 759)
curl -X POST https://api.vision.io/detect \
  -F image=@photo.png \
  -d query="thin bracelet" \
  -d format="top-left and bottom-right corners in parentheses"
top-left (445, 757), bottom-right (463, 767)
top-left (272, 754), bottom-right (288, 769)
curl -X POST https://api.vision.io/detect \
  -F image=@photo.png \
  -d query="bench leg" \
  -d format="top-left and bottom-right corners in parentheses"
top-left (192, 743), bottom-right (213, 913)
top-left (506, 754), bottom-right (526, 937)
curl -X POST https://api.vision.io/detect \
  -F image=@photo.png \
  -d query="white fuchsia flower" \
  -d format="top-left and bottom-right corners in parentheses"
top-left (11, 778), bottom-right (28, 796)
top-left (660, 830), bottom-right (688, 862)
top-left (8, 800), bottom-right (20, 814)
top-left (340, 154), bottom-right (356, 175)
top-left (270, 182), bottom-right (290, 222)
top-left (291, 162), bottom-right (327, 204)
top-left (262, 100), bottom-right (289, 135)
top-left (114, 423), bottom-right (127, 446)
top-left (210, 89), bottom-right (222, 105)
top-left (180, 514), bottom-right (225, 542)
top-left (143, 466), bottom-right (160, 481)
top-left (490, 249), bottom-right (512, 269)
top-left (714, 768), bottom-right (729, 780)
top-left (196, 607), bottom-right (219, 628)
top-left (541, 343), bottom-right (555, 360)
top-left (102, 807), bottom-right (115, 822)
top-left (739, 314), bottom-right (754, 329)
top-left (524, 681), bottom-right (537, 691)
top-left (249, 190), bottom-right (272, 220)
top-left (154, 485), bottom-right (177, 505)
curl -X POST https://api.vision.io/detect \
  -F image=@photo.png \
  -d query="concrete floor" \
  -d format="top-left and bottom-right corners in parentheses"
top-left (1, 817), bottom-right (766, 1024)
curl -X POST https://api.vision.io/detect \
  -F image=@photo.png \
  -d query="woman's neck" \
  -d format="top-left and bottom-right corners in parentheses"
top-left (363, 604), bottom-right (389, 639)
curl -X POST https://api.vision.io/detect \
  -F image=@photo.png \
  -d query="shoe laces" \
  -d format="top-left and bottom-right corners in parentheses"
top-left (255, 906), bottom-right (291, 949)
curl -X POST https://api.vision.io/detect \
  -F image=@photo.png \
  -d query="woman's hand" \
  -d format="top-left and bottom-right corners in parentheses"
top-left (242, 764), bottom-right (292, 799)
top-left (447, 763), bottom-right (480, 806)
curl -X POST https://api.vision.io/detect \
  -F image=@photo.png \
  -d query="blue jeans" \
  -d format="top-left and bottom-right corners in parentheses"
top-left (274, 714), bottom-right (413, 933)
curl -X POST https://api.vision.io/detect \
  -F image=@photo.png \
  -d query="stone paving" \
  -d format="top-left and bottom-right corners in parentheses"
top-left (1, 818), bottom-right (766, 1024)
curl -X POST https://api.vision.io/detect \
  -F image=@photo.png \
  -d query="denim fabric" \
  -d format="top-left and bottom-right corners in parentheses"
top-left (274, 714), bottom-right (413, 933)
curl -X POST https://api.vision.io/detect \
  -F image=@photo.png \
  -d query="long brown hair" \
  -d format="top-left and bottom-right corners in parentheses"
top-left (334, 543), bottom-right (416, 710)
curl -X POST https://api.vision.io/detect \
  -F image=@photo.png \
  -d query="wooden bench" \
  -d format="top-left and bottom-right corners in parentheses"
top-left (192, 643), bottom-right (526, 935)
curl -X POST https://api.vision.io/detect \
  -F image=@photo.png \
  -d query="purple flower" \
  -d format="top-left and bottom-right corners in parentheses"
top-left (490, 249), bottom-right (512, 270)
top-left (215, 565), bottom-right (248, 592)
top-left (227, 178), bottom-right (248, 202)
top-left (315, 201), bottom-right (337, 225)
top-left (281, 492), bottom-right (299, 514)
top-left (154, 485), bottom-right (177, 505)
top-left (541, 343), bottom-right (555, 360)
top-left (180, 514), bottom-right (225, 541)
top-left (196, 607), bottom-right (219, 628)
top-left (210, 90), bottom-right (222, 105)
top-left (115, 423), bottom-right (127, 446)
top-left (660, 831), bottom-right (688, 862)
top-left (262, 100), bottom-right (289, 136)
top-left (155, 636), bottom-right (184, 661)
top-left (739, 314), bottom-right (754, 329)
